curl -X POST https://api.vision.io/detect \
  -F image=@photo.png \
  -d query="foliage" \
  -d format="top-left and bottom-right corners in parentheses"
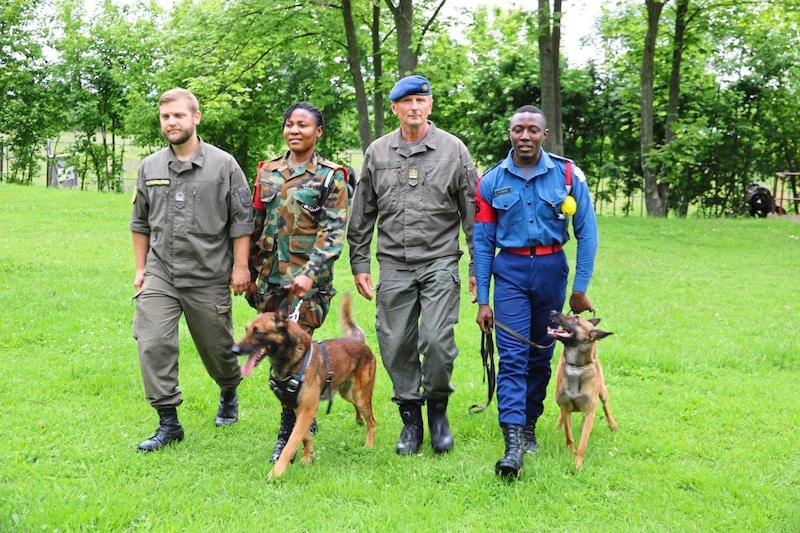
top-left (2, 0), bottom-right (800, 215)
top-left (0, 0), bottom-right (54, 184)
top-left (48, 0), bottom-right (168, 191)
top-left (2, 183), bottom-right (800, 531)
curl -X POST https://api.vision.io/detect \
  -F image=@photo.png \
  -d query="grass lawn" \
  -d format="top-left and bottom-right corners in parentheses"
top-left (1, 183), bottom-right (798, 532)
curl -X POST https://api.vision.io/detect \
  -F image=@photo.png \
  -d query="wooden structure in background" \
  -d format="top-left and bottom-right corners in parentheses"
top-left (772, 172), bottom-right (800, 214)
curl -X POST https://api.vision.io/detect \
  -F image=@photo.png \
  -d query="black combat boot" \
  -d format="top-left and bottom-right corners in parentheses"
top-left (396, 402), bottom-right (424, 455)
top-left (427, 397), bottom-right (454, 454)
top-left (270, 407), bottom-right (295, 463)
top-left (269, 408), bottom-right (317, 464)
top-left (137, 407), bottom-right (184, 452)
top-left (495, 423), bottom-right (524, 478)
top-left (214, 388), bottom-right (239, 426)
top-left (523, 417), bottom-right (539, 453)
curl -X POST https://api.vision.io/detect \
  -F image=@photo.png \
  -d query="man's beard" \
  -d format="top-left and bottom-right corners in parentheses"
top-left (163, 128), bottom-right (194, 146)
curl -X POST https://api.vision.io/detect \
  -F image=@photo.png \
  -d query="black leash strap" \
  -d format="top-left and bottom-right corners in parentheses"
top-left (494, 320), bottom-right (556, 350)
top-left (318, 342), bottom-right (334, 415)
top-left (468, 330), bottom-right (496, 414)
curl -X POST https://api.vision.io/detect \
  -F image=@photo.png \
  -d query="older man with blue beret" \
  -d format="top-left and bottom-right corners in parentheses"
top-left (348, 74), bottom-right (478, 455)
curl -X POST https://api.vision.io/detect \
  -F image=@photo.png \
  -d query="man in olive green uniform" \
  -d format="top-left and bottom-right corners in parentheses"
top-left (347, 75), bottom-right (477, 455)
top-left (130, 88), bottom-right (253, 452)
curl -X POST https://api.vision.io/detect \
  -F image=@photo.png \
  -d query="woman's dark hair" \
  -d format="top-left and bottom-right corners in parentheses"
top-left (283, 102), bottom-right (325, 131)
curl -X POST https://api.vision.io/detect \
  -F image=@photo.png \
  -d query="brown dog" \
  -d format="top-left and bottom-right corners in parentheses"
top-left (548, 310), bottom-right (618, 470)
top-left (232, 293), bottom-right (377, 481)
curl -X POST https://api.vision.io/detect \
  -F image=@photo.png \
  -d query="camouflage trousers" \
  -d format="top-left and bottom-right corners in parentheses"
top-left (247, 283), bottom-right (335, 335)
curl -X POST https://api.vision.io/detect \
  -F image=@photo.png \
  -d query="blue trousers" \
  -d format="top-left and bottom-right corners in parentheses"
top-left (493, 250), bottom-right (568, 426)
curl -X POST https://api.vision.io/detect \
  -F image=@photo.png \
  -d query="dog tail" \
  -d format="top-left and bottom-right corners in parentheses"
top-left (339, 292), bottom-right (365, 341)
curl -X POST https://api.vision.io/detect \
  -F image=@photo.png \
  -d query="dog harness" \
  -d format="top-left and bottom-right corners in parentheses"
top-left (268, 342), bottom-right (335, 413)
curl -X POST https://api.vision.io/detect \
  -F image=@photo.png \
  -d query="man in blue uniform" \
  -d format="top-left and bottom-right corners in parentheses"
top-left (474, 105), bottom-right (599, 478)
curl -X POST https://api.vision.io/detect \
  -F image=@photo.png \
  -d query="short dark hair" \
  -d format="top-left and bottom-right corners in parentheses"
top-left (514, 105), bottom-right (545, 117)
top-left (283, 102), bottom-right (325, 130)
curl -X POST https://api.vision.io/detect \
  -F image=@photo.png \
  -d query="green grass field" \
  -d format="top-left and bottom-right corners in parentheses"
top-left (1, 183), bottom-right (798, 532)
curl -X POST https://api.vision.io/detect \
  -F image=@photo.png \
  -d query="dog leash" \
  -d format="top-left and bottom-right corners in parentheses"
top-left (468, 330), bottom-right (496, 414)
top-left (317, 342), bottom-right (335, 414)
top-left (494, 320), bottom-right (556, 350)
top-left (287, 300), bottom-right (303, 322)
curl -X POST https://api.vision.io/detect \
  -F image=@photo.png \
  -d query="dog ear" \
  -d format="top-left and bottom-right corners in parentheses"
top-left (275, 301), bottom-right (291, 323)
top-left (592, 329), bottom-right (612, 340)
top-left (589, 318), bottom-right (601, 326)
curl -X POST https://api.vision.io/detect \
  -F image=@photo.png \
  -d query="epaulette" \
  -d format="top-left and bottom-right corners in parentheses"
top-left (547, 152), bottom-right (574, 193)
top-left (258, 158), bottom-right (284, 171)
top-left (480, 159), bottom-right (503, 178)
top-left (317, 158), bottom-right (341, 171)
top-left (316, 158), bottom-right (346, 188)
top-left (547, 152), bottom-right (574, 164)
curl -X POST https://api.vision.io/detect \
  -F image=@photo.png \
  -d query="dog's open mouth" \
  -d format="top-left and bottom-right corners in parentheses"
top-left (547, 326), bottom-right (573, 339)
top-left (241, 349), bottom-right (266, 377)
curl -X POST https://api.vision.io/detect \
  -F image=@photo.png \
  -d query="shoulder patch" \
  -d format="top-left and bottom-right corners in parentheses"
top-left (237, 186), bottom-right (253, 207)
top-left (574, 165), bottom-right (587, 182)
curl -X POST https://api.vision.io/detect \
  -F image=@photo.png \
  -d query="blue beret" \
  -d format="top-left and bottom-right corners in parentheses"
top-left (389, 75), bottom-right (432, 101)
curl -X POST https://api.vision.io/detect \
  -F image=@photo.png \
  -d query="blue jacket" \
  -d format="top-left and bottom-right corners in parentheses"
top-left (474, 148), bottom-right (598, 304)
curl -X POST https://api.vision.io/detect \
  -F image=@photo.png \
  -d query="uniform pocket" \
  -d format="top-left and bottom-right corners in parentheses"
top-left (215, 301), bottom-right (232, 318)
top-left (537, 188), bottom-right (568, 221)
top-left (288, 234), bottom-right (316, 254)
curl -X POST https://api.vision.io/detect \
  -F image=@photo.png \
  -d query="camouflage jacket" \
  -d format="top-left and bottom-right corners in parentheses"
top-left (250, 151), bottom-right (347, 293)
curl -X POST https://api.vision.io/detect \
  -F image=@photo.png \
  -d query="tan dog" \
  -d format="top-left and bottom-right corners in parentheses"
top-left (548, 310), bottom-right (618, 470)
top-left (232, 293), bottom-right (377, 481)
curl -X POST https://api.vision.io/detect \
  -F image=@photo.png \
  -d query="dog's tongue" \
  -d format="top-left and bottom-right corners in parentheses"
top-left (547, 326), bottom-right (572, 338)
top-left (241, 354), bottom-right (258, 377)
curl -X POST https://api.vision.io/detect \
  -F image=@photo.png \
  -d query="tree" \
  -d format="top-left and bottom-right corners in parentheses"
top-left (50, 0), bottom-right (165, 191)
top-left (0, 0), bottom-right (53, 184)
top-left (384, 0), bottom-right (447, 77)
top-left (537, 0), bottom-right (564, 155)
top-left (342, 0), bottom-right (372, 151)
top-left (640, 0), bottom-right (668, 216)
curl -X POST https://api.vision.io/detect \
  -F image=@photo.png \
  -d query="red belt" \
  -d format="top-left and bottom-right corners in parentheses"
top-left (506, 244), bottom-right (563, 256)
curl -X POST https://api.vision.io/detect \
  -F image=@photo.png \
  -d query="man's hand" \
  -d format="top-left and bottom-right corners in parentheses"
top-left (476, 303), bottom-right (494, 333)
top-left (354, 273), bottom-right (374, 301)
top-left (469, 276), bottom-right (477, 304)
top-left (133, 269), bottom-right (146, 291)
top-left (230, 265), bottom-right (250, 296)
top-left (569, 291), bottom-right (594, 314)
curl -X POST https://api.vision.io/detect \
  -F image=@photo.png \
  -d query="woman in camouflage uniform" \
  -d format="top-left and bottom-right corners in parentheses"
top-left (247, 101), bottom-right (349, 463)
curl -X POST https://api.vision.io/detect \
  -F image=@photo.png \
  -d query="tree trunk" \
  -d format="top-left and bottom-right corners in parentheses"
top-left (538, 0), bottom-right (564, 155)
top-left (342, 0), bottom-right (373, 152)
top-left (665, 0), bottom-right (688, 146)
top-left (666, 0), bottom-right (689, 215)
top-left (372, 2), bottom-right (384, 142)
top-left (386, 0), bottom-right (417, 76)
top-left (641, 0), bottom-right (669, 217)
